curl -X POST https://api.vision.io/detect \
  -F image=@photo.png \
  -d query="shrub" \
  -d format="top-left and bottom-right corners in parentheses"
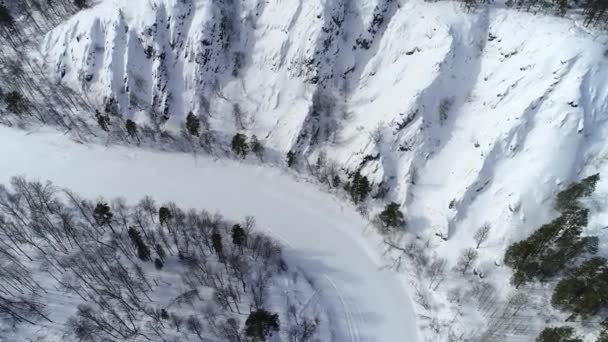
top-left (186, 112), bottom-right (200, 136)
top-left (377, 202), bottom-right (404, 232)
top-left (245, 309), bottom-right (280, 341)
top-left (126, 119), bottom-right (137, 137)
top-left (231, 133), bottom-right (248, 158)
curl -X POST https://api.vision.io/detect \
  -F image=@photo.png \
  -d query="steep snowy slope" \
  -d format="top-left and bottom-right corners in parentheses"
top-left (43, 0), bottom-right (608, 242)
top-left (8, 0), bottom-right (608, 340)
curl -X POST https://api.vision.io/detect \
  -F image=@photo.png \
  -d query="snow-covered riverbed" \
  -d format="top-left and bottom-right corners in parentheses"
top-left (0, 126), bottom-right (418, 341)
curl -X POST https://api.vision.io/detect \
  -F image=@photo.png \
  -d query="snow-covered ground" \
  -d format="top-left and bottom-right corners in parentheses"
top-left (40, 0), bottom-right (608, 248)
top-left (0, 125), bottom-right (418, 342)
top-left (3, 0), bottom-right (608, 340)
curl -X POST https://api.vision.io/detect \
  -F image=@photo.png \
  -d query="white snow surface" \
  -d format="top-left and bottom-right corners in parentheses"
top-left (0, 125), bottom-right (418, 342)
top-left (10, 0), bottom-right (608, 339)
top-left (42, 0), bottom-right (608, 242)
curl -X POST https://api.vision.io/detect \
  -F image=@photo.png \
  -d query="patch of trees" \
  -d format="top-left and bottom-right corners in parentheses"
top-left (460, 0), bottom-right (608, 27)
top-left (95, 110), bottom-right (110, 131)
top-left (231, 133), bottom-right (249, 158)
top-left (535, 326), bottom-right (582, 342)
top-left (185, 111), bottom-right (200, 136)
top-left (74, 0), bottom-right (88, 9)
top-left (583, 0), bottom-right (608, 26)
top-left (0, 177), bottom-right (322, 341)
top-left (552, 257), bottom-right (608, 320)
top-left (375, 202), bottom-right (405, 234)
top-left (504, 174), bottom-right (608, 335)
top-left (345, 171), bottom-right (370, 204)
top-left (245, 309), bottom-right (280, 341)
top-left (504, 174), bottom-right (599, 288)
top-left (1, 1), bottom-right (87, 40)
top-left (227, 132), bottom-right (264, 160)
top-left (0, 5), bottom-right (15, 30)
top-left (3, 91), bottom-right (29, 114)
top-left (286, 151), bottom-right (296, 168)
top-left (126, 119), bottom-right (138, 138)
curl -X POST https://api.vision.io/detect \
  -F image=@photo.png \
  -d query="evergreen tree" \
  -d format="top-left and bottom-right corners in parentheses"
top-left (4, 91), bottom-right (27, 114)
top-left (554, 0), bottom-right (568, 16)
top-left (95, 111), bottom-right (110, 132)
top-left (103, 97), bottom-right (119, 116)
top-left (250, 135), bottom-right (264, 160)
top-left (583, 0), bottom-right (608, 26)
top-left (0, 5), bottom-right (14, 28)
top-left (159, 206), bottom-right (172, 225)
top-left (128, 227), bottom-right (151, 261)
top-left (74, 0), bottom-right (88, 9)
top-left (463, 0), bottom-right (478, 12)
top-left (126, 119), bottom-right (137, 138)
top-left (186, 112), bottom-right (200, 137)
top-left (286, 151), bottom-right (296, 168)
top-left (556, 174), bottom-right (599, 212)
top-left (212, 231), bottom-right (224, 257)
top-left (378, 202), bottom-right (404, 230)
top-left (154, 258), bottom-right (163, 270)
top-left (93, 202), bottom-right (113, 226)
top-left (332, 175), bottom-right (341, 188)
top-left (244, 309), bottom-right (280, 341)
top-left (551, 257), bottom-right (608, 319)
top-left (536, 326), bottom-right (582, 342)
top-left (349, 171), bottom-right (370, 204)
top-left (160, 309), bottom-right (169, 320)
top-left (231, 224), bottom-right (247, 250)
top-left (231, 133), bottom-right (249, 158)
top-left (504, 174), bottom-right (600, 287)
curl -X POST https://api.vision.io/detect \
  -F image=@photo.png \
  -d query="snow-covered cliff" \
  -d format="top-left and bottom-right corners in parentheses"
top-left (43, 0), bottom-right (608, 245)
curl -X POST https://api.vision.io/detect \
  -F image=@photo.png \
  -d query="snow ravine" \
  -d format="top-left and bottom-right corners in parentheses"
top-left (0, 125), bottom-right (418, 342)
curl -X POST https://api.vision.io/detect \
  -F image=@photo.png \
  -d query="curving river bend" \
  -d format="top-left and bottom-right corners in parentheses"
top-left (0, 126), bottom-right (418, 342)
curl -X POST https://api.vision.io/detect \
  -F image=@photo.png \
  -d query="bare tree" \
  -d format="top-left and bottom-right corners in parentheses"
top-left (426, 257), bottom-right (448, 290)
top-left (473, 223), bottom-right (491, 249)
top-left (168, 312), bottom-right (183, 332)
top-left (506, 292), bottom-right (528, 317)
top-left (186, 315), bottom-right (203, 340)
top-left (218, 317), bottom-right (242, 342)
top-left (0, 177), bottom-right (321, 341)
top-left (288, 311), bottom-right (318, 342)
top-left (455, 248), bottom-right (478, 275)
top-left (447, 288), bottom-right (463, 305)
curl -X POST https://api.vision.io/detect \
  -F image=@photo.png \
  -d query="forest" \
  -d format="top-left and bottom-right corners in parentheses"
top-left (0, 177), bottom-right (324, 341)
top-left (459, 0), bottom-right (608, 26)
top-left (504, 174), bottom-right (608, 341)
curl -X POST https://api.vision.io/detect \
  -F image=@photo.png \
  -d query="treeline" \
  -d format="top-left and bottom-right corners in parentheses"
top-left (457, 0), bottom-right (608, 26)
top-left (0, 177), bottom-right (322, 341)
top-left (0, 0), bottom-right (100, 140)
top-left (0, 1), bottom-right (84, 50)
top-left (504, 174), bottom-right (599, 288)
top-left (503, 174), bottom-right (608, 341)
